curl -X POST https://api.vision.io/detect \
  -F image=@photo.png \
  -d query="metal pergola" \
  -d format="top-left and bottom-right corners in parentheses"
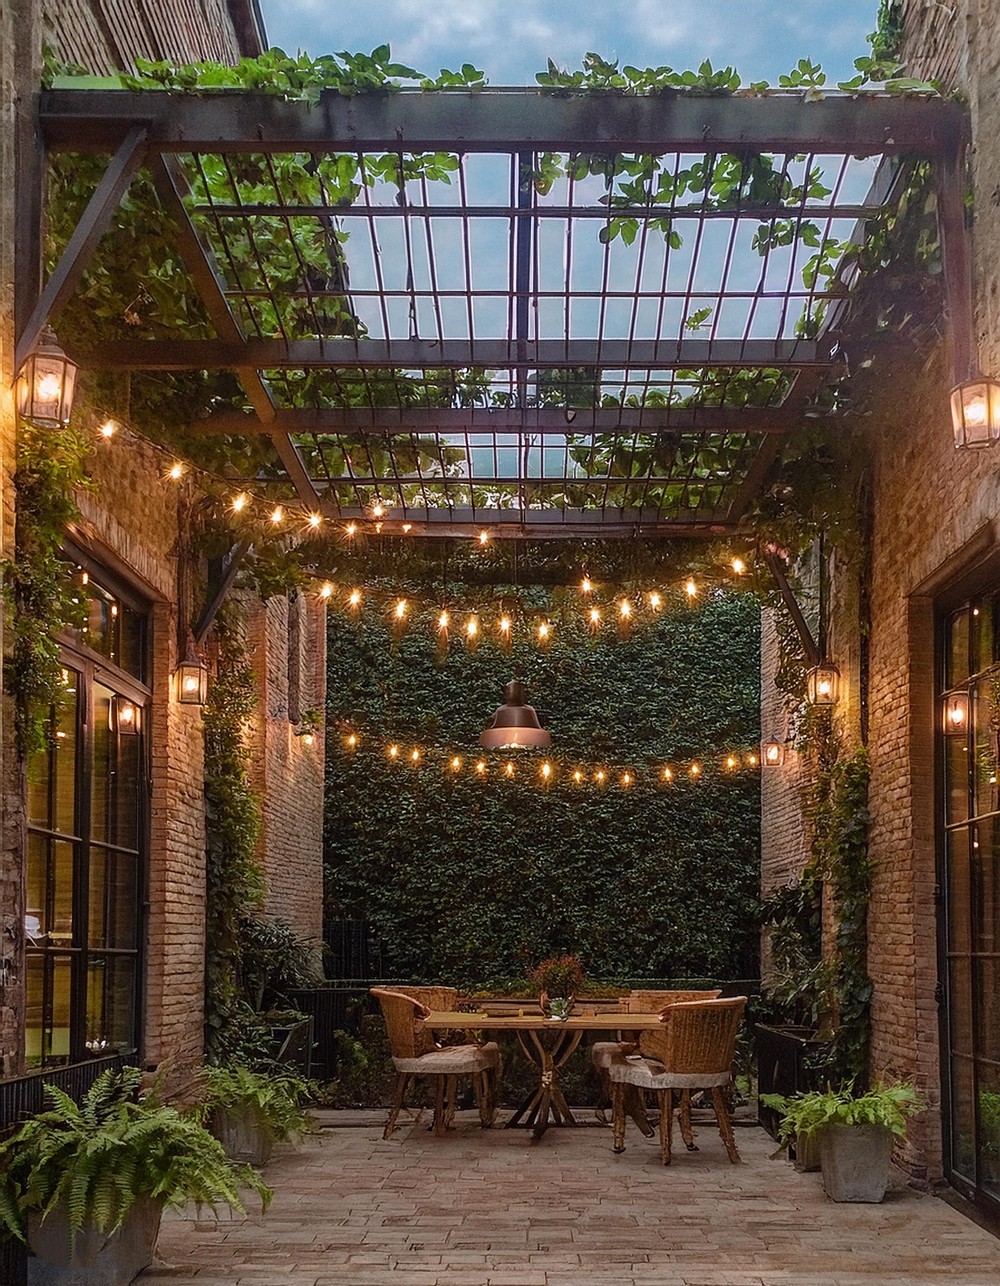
top-left (19, 88), bottom-right (970, 538)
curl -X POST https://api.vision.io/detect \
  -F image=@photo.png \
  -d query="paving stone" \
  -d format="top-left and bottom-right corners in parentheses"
top-left (150, 1114), bottom-right (1000, 1284)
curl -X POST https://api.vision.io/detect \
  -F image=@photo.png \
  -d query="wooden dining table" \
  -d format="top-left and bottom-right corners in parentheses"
top-left (420, 1008), bottom-right (667, 1139)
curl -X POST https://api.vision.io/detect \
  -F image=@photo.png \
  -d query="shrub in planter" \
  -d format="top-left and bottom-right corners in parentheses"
top-left (762, 1083), bottom-right (924, 1202)
top-left (199, 1065), bottom-right (314, 1166)
top-left (0, 1067), bottom-right (271, 1284)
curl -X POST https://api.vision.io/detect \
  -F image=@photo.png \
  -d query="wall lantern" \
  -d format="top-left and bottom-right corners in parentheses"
top-left (295, 728), bottom-right (316, 747)
top-left (175, 656), bottom-right (209, 705)
top-left (479, 679), bottom-right (551, 750)
top-left (806, 660), bottom-right (840, 707)
top-left (943, 691), bottom-right (969, 733)
top-left (112, 696), bottom-right (140, 735)
top-left (15, 327), bottom-right (78, 426)
top-left (951, 377), bottom-right (1000, 449)
top-left (762, 739), bottom-right (786, 767)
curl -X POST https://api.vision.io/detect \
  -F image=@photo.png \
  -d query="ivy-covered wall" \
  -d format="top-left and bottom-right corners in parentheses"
top-left (323, 590), bottom-right (760, 986)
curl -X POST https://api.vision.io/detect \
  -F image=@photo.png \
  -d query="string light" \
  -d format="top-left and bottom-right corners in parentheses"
top-left (99, 420), bottom-right (117, 439)
top-left (466, 616), bottom-right (478, 639)
top-left (731, 557), bottom-right (746, 575)
top-left (372, 502), bottom-right (384, 519)
top-left (648, 591), bottom-right (661, 610)
top-left (168, 462), bottom-right (184, 481)
top-left (232, 492), bottom-right (248, 513)
top-left (476, 760), bottom-right (487, 775)
top-left (346, 733), bottom-right (357, 748)
top-left (402, 523), bottom-right (413, 534)
top-left (619, 600), bottom-right (632, 620)
top-left (690, 762), bottom-right (701, 777)
top-left (662, 767), bottom-right (673, 781)
top-left (581, 576), bottom-right (593, 593)
top-left (505, 761), bottom-right (515, 777)
top-left (410, 749), bottom-right (420, 763)
top-left (345, 521), bottom-right (357, 537)
top-left (685, 578), bottom-right (697, 598)
top-left (588, 606), bottom-right (601, 627)
top-left (573, 770), bottom-right (583, 783)
top-left (622, 771), bottom-right (632, 787)
top-left (538, 620), bottom-right (550, 641)
top-left (388, 744), bottom-right (399, 758)
top-left (595, 770), bottom-right (606, 784)
top-left (451, 756), bottom-right (462, 770)
top-left (726, 755), bottom-right (738, 769)
top-left (541, 761), bottom-right (552, 781)
top-left (319, 582), bottom-right (333, 599)
top-left (395, 599), bottom-right (407, 620)
top-left (308, 513), bottom-right (322, 529)
top-left (499, 615), bottom-right (511, 637)
top-left (747, 753), bottom-right (758, 767)
top-left (438, 609), bottom-right (450, 631)
top-left (271, 505), bottom-right (284, 524)
top-left (479, 530), bottom-right (489, 545)
top-left (348, 588), bottom-right (362, 608)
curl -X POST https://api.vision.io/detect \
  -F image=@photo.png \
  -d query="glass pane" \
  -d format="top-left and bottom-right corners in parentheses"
top-left (949, 828), bottom-right (971, 955)
top-left (973, 820), bottom-right (1000, 954)
top-left (980, 1062), bottom-right (1000, 1196)
top-left (27, 743), bottom-right (49, 829)
top-left (88, 849), bottom-right (138, 950)
top-left (974, 679), bottom-right (1000, 817)
top-left (27, 835), bottom-right (76, 945)
top-left (114, 733), bottom-right (140, 850)
top-left (948, 609), bottom-right (971, 688)
top-left (26, 672), bottom-right (80, 833)
top-left (86, 955), bottom-right (137, 1055)
top-left (25, 953), bottom-right (74, 1069)
top-left (974, 958), bottom-right (1000, 1062)
top-left (951, 1054), bottom-right (976, 1179)
top-left (24, 952), bottom-right (45, 1068)
top-left (90, 685), bottom-right (112, 842)
top-left (118, 603), bottom-right (144, 680)
top-left (972, 600), bottom-right (995, 676)
top-left (947, 734), bottom-right (971, 824)
top-left (950, 957), bottom-right (973, 1057)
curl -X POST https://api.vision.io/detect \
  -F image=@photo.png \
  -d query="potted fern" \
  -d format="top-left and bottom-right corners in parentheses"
top-left (199, 1065), bottom-right (313, 1166)
top-left (0, 1066), bottom-right (270, 1285)
top-left (762, 1082), bottom-right (924, 1202)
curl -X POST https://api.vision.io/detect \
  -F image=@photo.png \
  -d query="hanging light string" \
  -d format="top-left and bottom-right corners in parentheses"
top-left (337, 730), bottom-right (759, 785)
top-left (86, 413), bottom-right (756, 583)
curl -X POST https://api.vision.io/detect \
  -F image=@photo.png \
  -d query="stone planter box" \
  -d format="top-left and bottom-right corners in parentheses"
top-left (210, 1105), bottom-right (273, 1167)
top-left (27, 1197), bottom-right (161, 1286)
top-left (820, 1122), bottom-right (894, 1202)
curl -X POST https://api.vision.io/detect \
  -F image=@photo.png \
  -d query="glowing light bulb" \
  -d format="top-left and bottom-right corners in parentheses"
top-left (372, 502), bottom-right (384, 518)
top-left (622, 772), bottom-right (632, 787)
top-left (438, 610), bottom-right (450, 630)
top-left (662, 767), bottom-right (673, 781)
top-left (648, 591), bottom-right (661, 610)
top-left (402, 523), bottom-right (413, 534)
top-left (541, 762), bottom-right (551, 780)
top-left (685, 578), bottom-right (697, 598)
top-left (388, 744), bottom-right (399, 758)
top-left (394, 600), bottom-right (407, 620)
top-left (476, 760), bottom-right (486, 775)
top-left (966, 395), bottom-right (988, 428)
top-left (726, 756), bottom-right (737, 769)
top-left (619, 600), bottom-right (631, 619)
top-left (731, 557), bottom-right (746, 575)
top-left (271, 506), bottom-right (284, 524)
top-left (168, 462), bottom-right (184, 481)
top-left (411, 749), bottom-right (420, 762)
top-left (589, 606), bottom-right (601, 626)
top-left (479, 530), bottom-right (489, 546)
top-left (347, 733), bottom-right (357, 748)
top-left (319, 583), bottom-right (333, 600)
top-left (573, 770), bottom-right (582, 783)
top-left (100, 420), bottom-right (116, 439)
top-left (948, 703), bottom-right (966, 726)
top-left (302, 732), bottom-right (315, 747)
top-left (37, 373), bottom-right (61, 401)
top-left (348, 588), bottom-right (362, 608)
top-left (308, 513), bottom-right (321, 529)
top-left (581, 576), bottom-right (593, 593)
top-left (345, 521), bottom-right (357, 537)
top-left (505, 761), bottom-right (515, 777)
top-left (232, 493), bottom-right (248, 513)
top-left (595, 770), bottom-right (606, 784)
top-left (466, 617), bottom-right (478, 638)
top-left (451, 756), bottom-right (461, 771)
top-left (499, 616), bottom-right (511, 635)
top-left (538, 621), bottom-right (550, 641)
top-left (690, 762), bottom-right (701, 777)
top-left (747, 753), bottom-right (758, 767)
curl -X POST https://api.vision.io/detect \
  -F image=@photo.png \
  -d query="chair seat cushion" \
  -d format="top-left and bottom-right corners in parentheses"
top-left (607, 1049), bottom-right (731, 1090)
top-left (393, 1042), bottom-right (500, 1075)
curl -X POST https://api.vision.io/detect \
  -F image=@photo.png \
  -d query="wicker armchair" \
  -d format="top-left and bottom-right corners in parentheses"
top-left (591, 989), bottom-right (722, 1135)
top-left (608, 996), bottom-right (747, 1165)
top-left (371, 987), bottom-right (500, 1139)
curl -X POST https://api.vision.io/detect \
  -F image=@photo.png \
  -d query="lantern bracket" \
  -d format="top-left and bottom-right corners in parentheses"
top-left (762, 549), bottom-right (822, 668)
top-left (193, 538), bottom-right (253, 646)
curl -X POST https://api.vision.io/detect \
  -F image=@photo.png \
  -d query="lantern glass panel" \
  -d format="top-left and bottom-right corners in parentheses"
top-left (762, 740), bottom-right (785, 766)
top-left (806, 662), bottom-right (839, 706)
top-left (951, 379), bottom-right (1000, 449)
top-left (176, 661), bottom-right (208, 705)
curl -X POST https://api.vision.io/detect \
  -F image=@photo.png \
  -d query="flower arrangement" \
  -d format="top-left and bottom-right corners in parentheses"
top-left (528, 955), bottom-right (586, 1001)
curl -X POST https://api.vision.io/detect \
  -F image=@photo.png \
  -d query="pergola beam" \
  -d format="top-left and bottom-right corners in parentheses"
top-left (320, 509), bottom-right (737, 538)
top-left (39, 89), bottom-right (968, 157)
top-left (67, 337), bottom-right (832, 371)
top-left (196, 405), bottom-right (807, 436)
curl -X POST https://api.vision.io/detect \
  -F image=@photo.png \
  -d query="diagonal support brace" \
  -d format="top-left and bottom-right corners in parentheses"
top-left (763, 548), bottom-right (821, 667)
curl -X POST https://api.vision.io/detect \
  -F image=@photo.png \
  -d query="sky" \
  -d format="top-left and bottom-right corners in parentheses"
top-left (256, 0), bottom-right (883, 88)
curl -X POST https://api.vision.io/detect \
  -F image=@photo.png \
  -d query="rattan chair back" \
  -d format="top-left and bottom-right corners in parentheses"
top-left (632, 990), bottom-right (721, 1060)
top-left (638, 996), bottom-right (746, 1074)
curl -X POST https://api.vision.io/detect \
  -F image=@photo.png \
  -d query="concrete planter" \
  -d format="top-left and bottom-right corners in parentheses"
top-left (820, 1122), bottom-right (894, 1202)
top-left (210, 1105), bottom-right (273, 1167)
top-left (27, 1196), bottom-right (161, 1285)
top-left (792, 1127), bottom-right (823, 1173)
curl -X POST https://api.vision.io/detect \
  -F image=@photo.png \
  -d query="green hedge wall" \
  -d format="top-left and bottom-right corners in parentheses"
top-left (324, 589), bottom-right (761, 987)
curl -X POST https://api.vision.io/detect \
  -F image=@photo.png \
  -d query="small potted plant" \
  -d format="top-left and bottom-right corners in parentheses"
top-left (528, 955), bottom-right (585, 1018)
top-left (0, 1066), bottom-right (270, 1285)
top-left (762, 1082), bottom-right (924, 1202)
top-left (199, 1064), bottom-right (314, 1166)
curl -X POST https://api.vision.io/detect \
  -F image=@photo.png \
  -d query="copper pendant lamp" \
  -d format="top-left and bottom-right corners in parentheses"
top-left (479, 679), bottom-right (551, 750)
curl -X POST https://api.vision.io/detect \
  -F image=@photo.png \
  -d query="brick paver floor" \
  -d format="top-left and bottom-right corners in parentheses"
top-left (147, 1109), bottom-right (1000, 1286)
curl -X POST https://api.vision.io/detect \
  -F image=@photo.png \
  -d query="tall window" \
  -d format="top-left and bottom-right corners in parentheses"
top-left (940, 595), bottom-right (1000, 1220)
top-left (24, 565), bottom-right (149, 1068)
